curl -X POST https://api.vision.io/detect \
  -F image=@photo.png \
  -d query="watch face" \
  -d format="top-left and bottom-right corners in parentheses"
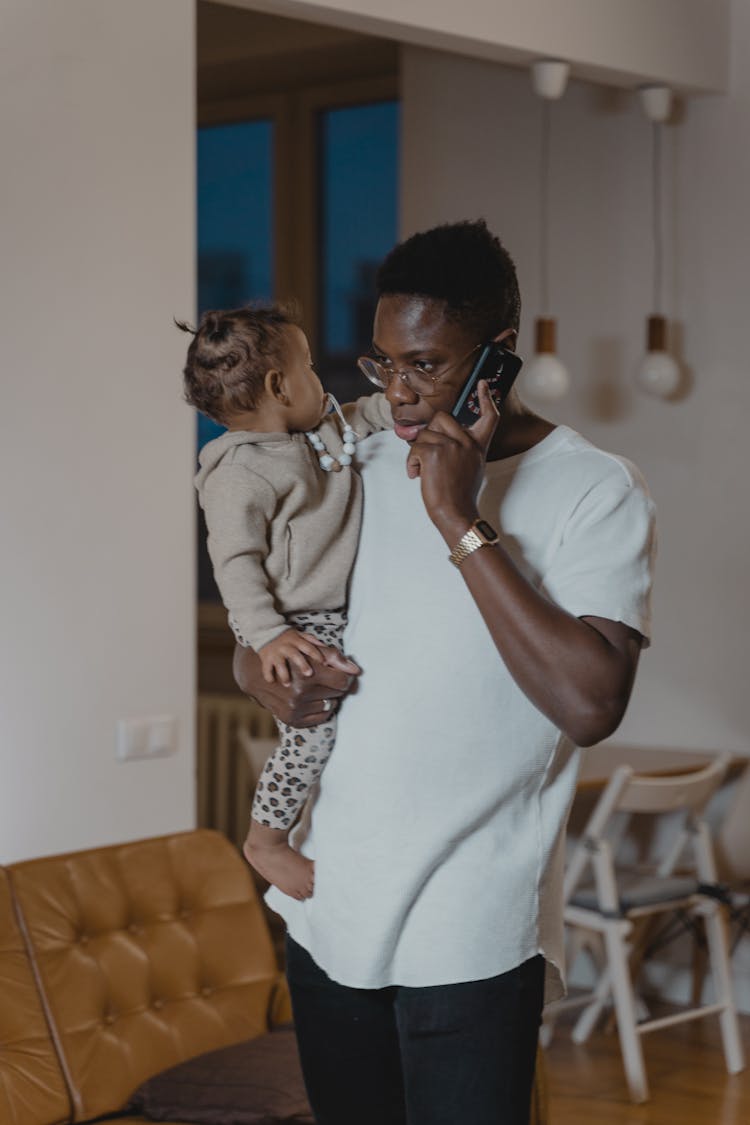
top-left (475, 519), bottom-right (498, 542)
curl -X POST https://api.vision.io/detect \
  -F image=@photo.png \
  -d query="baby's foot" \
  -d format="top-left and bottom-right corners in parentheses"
top-left (243, 826), bottom-right (314, 900)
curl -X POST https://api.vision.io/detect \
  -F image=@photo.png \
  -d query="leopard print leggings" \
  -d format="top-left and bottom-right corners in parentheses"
top-left (251, 608), bottom-right (346, 830)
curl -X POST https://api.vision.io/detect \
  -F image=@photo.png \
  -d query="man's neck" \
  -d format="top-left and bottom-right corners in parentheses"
top-left (486, 398), bottom-right (556, 462)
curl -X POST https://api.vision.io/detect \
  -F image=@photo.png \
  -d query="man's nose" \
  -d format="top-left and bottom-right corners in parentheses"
top-left (385, 372), bottom-right (419, 408)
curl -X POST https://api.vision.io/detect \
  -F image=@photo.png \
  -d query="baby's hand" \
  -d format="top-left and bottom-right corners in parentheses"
top-left (258, 629), bottom-right (327, 686)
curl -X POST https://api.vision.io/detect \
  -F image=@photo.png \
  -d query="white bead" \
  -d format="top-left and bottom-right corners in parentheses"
top-left (338, 454), bottom-right (352, 466)
top-left (342, 442), bottom-right (356, 455)
top-left (343, 429), bottom-right (356, 442)
top-left (320, 454), bottom-right (335, 470)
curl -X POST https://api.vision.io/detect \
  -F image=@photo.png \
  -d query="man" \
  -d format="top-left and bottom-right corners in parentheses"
top-left (234, 220), bottom-right (656, 1125)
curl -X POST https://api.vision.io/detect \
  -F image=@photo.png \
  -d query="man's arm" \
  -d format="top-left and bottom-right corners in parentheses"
top-left (233, 643), bottom-right (360, 728)
top-left (406, 382), bottom-right (648, 747)
top-left (442, 545), bottom-right (643, 746)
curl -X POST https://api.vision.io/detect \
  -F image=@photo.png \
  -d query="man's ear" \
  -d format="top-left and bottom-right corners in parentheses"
top-left (265, 367), bottom-right (289, 405)
top-left (493, 327), bottom-right (517, 350)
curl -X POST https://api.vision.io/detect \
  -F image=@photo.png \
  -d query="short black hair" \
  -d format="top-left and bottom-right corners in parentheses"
top-left (376, 219), bottom-right (520, 340)
top-left (177, 303), bottom-right (299, 424)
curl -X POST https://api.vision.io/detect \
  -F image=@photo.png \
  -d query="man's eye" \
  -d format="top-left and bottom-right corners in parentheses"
top-left (372, 352), bottom-right (391, 367)
top-left (413, 359), bottom-right (436, 372)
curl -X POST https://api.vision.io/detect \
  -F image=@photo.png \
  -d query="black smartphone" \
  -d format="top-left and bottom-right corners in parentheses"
top-left (450, 344), bottom-right (523, 426)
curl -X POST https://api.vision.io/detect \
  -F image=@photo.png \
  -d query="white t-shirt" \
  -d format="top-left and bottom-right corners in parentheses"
top-left (266, 426), bottom-right (656, 997)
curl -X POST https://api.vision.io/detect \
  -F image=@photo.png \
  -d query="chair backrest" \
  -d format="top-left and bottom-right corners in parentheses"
top-left (617, 754), bottom-right (732, 816)
top-left (715, 757), bottom-right (750, 882)
top-left (564, 753), bottom-right (731, 903)
top-left (9, 829), bottom-right (279, 1123)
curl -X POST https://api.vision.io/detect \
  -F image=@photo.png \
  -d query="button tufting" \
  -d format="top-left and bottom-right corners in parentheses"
top-left (79, 933), bottom-right (89, 945)
top-left (152, 998), bottom-right (164, 1010)
top-left (200, 985), bottom-right (212, 997)
top-left (103, 1013), bottom-right (116, 1025)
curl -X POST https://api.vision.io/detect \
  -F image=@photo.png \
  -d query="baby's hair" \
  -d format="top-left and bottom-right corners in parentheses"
top-left (177, 302), bottom-right (301, 424)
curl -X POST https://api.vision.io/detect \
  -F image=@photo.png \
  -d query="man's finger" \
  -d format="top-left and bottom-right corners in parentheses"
top-left (312, 646), bottom-right (361, 674)
top-left (467, 380), bottom-right (500, 453)
top-left (423, 410), bottom-right (472, 441)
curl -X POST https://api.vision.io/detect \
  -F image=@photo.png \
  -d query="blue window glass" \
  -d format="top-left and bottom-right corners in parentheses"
top-left (196, 120), bottom-right (274, 449)
top-left (318, 101), bottom-right (399, 401)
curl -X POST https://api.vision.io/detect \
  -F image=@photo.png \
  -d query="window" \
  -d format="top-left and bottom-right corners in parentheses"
top-left (317, 100), bottom-right (400, 403)
top-left (196, 119), bottom-right (274, 450)
top-left (196, 79), bottom-right (399, 605)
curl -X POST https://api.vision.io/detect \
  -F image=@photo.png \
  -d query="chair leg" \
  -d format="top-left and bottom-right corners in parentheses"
top-left (703, 904), bottom-right (746, 1075)
top-left (604, 926), bottom-right (649, 1103)
top-left (572, 963), bottom-right (612, 1043)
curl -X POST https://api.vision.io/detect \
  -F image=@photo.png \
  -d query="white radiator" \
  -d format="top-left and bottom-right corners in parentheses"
top-left (196, 693), bottom-right (279, 848)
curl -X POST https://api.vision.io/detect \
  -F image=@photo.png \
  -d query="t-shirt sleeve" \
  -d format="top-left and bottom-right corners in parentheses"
top-left (199, 464), bottom-right (289, 651)
top-left (541, 468), bottom-right (656, 644)
top-left (341, 392), bottom-right (393, 436)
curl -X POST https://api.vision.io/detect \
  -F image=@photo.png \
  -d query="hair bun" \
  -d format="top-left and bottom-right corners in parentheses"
top-left (202, 311), bottom-right (227, 343)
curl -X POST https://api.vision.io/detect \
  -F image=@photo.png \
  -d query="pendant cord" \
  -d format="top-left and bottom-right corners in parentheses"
top-left (539, 99), bottom-right (551, 317)
top-left (652, 121), bottom-right (663, 315)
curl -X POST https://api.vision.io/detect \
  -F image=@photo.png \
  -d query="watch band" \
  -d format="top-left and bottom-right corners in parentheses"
top-left (449, 519), bottom-right (499, 567)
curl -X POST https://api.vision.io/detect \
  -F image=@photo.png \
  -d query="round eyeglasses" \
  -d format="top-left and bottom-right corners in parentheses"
top-left (357, 344), bottom-right (481, 398)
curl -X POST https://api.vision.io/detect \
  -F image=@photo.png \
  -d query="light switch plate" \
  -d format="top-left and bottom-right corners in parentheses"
top-left (116, 715), bottom-right (177, 761)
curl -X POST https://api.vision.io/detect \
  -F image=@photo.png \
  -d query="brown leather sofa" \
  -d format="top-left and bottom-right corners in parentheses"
top-left (0, 829), bottom-right (292, 1125)
top-left (1, 828), bottom-right (549, 1125)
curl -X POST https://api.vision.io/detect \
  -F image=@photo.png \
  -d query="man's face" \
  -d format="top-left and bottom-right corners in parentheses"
top-left (372, 295), bottom-right (484, 443)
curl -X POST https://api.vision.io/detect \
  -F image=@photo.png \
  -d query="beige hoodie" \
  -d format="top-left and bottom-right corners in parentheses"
top-left (195, 393), bottom-right (392, 650)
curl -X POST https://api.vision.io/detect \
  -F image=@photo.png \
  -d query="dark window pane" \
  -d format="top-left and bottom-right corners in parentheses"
top-left (198, 120), bottom-right (274, 315)
top-left (318, 101), bottom-right (399, 402)
top-left (196, 120), bottom-right (274, 448)
top-left (196, 120), bottom-right (274, 600)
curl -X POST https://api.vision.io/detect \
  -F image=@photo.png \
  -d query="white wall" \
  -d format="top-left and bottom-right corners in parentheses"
top-left (400, 0), bottom-right (750, 758)
top-left (0, 0), bottom-right (196, 862)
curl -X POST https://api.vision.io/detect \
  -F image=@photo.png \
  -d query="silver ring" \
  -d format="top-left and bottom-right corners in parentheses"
top-left (321, 698), bottom-right (332, 713)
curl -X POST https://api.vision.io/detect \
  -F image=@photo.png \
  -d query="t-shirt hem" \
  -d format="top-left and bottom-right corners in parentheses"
top-left (277, 907), bottom-right (560, 991)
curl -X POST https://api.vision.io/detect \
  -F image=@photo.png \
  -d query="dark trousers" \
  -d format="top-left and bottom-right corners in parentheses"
top-left (285, 935), bottom-right (544, 1125)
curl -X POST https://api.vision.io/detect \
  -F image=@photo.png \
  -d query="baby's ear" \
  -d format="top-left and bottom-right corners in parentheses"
top-left (266, 367), bottom-right (289, 404)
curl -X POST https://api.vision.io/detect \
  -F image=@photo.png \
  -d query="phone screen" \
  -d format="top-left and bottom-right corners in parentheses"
top-left (451, 344), bottom-right (523, 427)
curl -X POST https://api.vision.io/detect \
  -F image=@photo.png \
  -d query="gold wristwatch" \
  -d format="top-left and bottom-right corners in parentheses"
top-left (449, 518), bottom-right (499, 567)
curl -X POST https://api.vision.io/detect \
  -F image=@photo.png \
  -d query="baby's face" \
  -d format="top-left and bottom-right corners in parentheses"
top-left (282, 326), bottom-right (327, 433)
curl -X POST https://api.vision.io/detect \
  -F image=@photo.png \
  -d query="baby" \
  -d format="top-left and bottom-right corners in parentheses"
top-left (180, 305), bottom-right (391, 899)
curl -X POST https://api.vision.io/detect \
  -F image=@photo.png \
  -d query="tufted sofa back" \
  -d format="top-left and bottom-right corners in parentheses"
top-left (7, 830), bottom-right (280, 1123)
top-left (0, 867), bottom-right (71, 1125)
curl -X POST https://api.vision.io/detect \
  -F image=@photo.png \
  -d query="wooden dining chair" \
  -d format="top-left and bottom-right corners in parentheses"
top-left (543, 753), bottom-right (745, 1103)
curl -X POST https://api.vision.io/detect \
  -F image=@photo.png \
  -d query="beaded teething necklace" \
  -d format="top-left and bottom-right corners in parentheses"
top-left (306, 394), bottom-right (357, 472)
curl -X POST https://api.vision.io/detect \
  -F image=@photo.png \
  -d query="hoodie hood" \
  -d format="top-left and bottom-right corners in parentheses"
top-left (195, 428), bottom-right (297, 488)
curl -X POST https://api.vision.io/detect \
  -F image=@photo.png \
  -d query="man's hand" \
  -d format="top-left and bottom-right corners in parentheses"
top-left (234, 642), bottom-right (360, 728)
top-left (405, 380), bottom-right (500, 542)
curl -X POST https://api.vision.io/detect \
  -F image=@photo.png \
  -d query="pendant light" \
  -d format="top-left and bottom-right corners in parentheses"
top-left (522, 59), bottom-right (571, 401)
top-left (635, 85), bottom-right (681, 398)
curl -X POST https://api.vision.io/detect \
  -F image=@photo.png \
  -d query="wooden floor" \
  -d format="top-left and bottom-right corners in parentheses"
top-left (544, 1009), bottom-right (750, 1124)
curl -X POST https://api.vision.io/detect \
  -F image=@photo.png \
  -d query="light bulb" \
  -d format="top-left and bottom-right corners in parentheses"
top-left (636, 351), bottom-right (681, 398)
top-left (520, 317), bottom-right (571, 400)
top-left (635, 315), bottom-right (681, 398)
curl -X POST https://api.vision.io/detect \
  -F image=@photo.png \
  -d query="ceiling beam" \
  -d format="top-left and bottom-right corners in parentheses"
top-left (208, 0), bottom-right (728, 94)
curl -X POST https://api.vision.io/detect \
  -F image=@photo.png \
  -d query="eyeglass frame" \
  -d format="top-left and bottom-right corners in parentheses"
top-left (356, 343), bottom-right (483, 398)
